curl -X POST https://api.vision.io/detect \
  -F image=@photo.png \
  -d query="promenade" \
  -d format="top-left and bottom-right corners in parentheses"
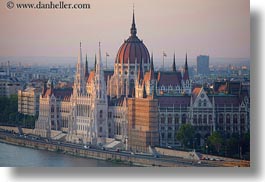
top-left (0, 126), bottom-right (249, 167)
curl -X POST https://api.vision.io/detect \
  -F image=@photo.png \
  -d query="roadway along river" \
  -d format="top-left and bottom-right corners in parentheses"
top-left (0, 142), bottom-right (130, 167)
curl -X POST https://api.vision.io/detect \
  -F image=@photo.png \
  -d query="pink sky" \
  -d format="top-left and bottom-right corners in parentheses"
top-left (0, 0), bottom-right (249, 59)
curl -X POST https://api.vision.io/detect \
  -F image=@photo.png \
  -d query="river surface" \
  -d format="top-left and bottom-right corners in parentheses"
top-left (0, 142), bottom-right (129, 167)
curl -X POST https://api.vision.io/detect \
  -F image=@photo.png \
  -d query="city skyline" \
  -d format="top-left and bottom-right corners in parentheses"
top-left (0, 0), bottom-right (249, 61)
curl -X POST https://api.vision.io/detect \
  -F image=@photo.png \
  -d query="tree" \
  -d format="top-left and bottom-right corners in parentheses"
top-left (208, 131), bottom-right (223, 154)
top-left (0, 95), bottom-right (37, 129)
top-left (176, 124), bottom-right (195, 148)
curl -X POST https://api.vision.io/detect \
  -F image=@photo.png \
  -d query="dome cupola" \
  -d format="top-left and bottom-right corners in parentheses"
top-left (115, 10), bottom-right (150, 65)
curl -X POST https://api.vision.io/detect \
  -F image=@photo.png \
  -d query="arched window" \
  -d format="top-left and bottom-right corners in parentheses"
top-left (182, 114), bottom-right (186, 124)
top-left (161, 114), bottom-right (165, 124)
top-left (198, 100), bottom-right (202, 107)
top-left (51, 105), bottom-right (54, 113)
top-left (100, 110), bottom-right (103, 118)
top-left (233, 114), bottom-right (238, 124)
top-left (209, 115), bottom-right (212, 123)
top-left (240, 114), bottom-right (245, 125)
top-left (198, 115), bottom-right (202, 124)
top-left (219, 114), bottom-right (224, 124)
top-left (175, 114), bottom-right (179, 123)
top-left (193, 115), bottom-right (197, 124)
top-left (203, 115), bottom-right (207, 124)
top-left (168, 114), bottom-right (172, 125)
top-left (226, 114), bottom-right (230, 124)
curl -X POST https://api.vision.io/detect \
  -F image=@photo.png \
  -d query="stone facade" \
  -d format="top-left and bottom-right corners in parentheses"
top-left (128, 96), bottom-right (159, 153)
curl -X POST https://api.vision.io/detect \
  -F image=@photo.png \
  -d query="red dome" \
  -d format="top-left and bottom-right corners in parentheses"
top-left (115, 12), bottom-right (150, 64)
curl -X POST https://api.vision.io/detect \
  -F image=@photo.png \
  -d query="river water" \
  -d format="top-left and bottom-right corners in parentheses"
top-left (0, 142), bottom-right (129, 167)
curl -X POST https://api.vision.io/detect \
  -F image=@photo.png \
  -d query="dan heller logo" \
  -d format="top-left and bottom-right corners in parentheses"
top-left (6, 1), bottom-right (15, 9)
top-left (6, 1), bottom-right (91, 10)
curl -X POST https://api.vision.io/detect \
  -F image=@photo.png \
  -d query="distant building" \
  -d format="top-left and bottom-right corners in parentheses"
top-left (18, 87), bottom-right (42, 116)
top-left (197, 55), bottom-right (210, 75)
top-left (0, 78), bottom-right (22, 98)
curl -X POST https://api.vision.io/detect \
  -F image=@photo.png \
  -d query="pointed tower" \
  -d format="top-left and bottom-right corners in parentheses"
top-left (150, 53), bottom-right (155, 80)
top-left (172, 53), bottom-right (177, 72)
top-left (95, 42), bottom-right (106, 100)
top-left (94, 54), bottom-right (97, 71)
top-left (183, 53), bottom-right (189, 81)
top-left (137, 58), bottom-right (144, 83)
top-left (85, 54), bottom-right (89, 77)
top-left (182, 53), bottom-right (191, 94)
top-left (130, 8), bottom-right (137, 37)
top-left (91, 42), bottom-right (108, 144)
top-left (73, 42), bottom-right (85, 97)
top-left (42, 80), bottom-right (47, 97)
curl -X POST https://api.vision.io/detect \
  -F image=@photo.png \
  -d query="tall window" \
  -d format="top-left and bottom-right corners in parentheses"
top-left (161, 114), bottom-right (165, 124)
top-left (209, 115), bottom-right (212, 124)
top-left (198, 115), bottom-right (202, 124)
top-left (193, 115), bottom-right (197, 124)
top-left (108, 112), bottom-right (112, 119)
top-left (51, 105), bottom-right (54, 112)
top-left (233, 114), bottom-right (238, 124)
top-left (226, 114), bottom-right (230, 124)
top-left (203, 115), bottom-right (207, 124)
top-left (182, 114), bottom-right (186, 124)
top-left (240, 114), bottom-right (245, 125)
top-left (100, 110), bottom-right (103, 118)
top-left (219, 114), bottom-right (224, 124)
top-left (168, 114), bottom-right (172, 125)
top-left (175, 114), bottom-right (179, 123)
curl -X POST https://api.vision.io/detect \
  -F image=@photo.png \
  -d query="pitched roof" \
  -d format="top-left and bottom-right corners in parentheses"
top-left (157, 71), bottom-right (182, 87)
top-left (43, 88), bottom-right (72, 100)
top-left (157, 96), bottom-right (190, 107)
top-left (210, 95), bottom-right (240, 106)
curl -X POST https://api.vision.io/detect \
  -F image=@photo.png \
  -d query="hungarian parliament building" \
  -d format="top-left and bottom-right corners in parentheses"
top-left (34, 12), bottom-right (250, 153)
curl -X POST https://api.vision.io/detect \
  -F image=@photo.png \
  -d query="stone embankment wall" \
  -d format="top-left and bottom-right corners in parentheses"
top-left (0, 126), bottom-right (61, 138)
top-left (0, 133), bottom-right (189, 167)
top-left (155, 147), bottom-right (199, 160)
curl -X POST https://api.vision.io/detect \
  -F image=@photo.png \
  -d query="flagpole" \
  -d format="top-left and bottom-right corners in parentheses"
top-left (105, 53), bottom-right (107, 70)
top-left (163, 51), bottom-right (165, 71)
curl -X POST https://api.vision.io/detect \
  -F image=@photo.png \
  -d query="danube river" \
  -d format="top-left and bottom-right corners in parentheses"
top-left (0, 142), bottom-right (129, 167)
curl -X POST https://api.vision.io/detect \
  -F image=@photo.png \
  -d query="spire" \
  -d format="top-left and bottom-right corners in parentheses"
top-left (50, 79), bottom-right (54, 95)
top-left (150, 53), bottom-right (155, 80)
top-left (42, 80), bottom-right (47, 96)
top-left (185, 52), bottom-right (188, 70)
top-left (138, 58), bottom-right (144, 82)
top-left (96, 42), bottom-right (102, 73)
top-left (78, 42), bottom-right (82, 64)
top-left (85, 54), bottom-right (89, 77)
top-left (95, 42), bottom-right (106, 101)
top-left (150, 53), bottom-right (154, 71)
top-left (94, 54), bottom-right (97, 71)
top-left (130, 7), bottom-right (137, 37)
top-left (172, 52), bottom-right (176, 72)
top-left (183, 53), bottom-right (189, 81)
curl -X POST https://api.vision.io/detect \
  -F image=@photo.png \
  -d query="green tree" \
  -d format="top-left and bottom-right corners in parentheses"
top-left (0, 95), bottom-right (37, 129)
top-left (176, 124), bottom-right (195, 148)
top-left (208, 131), bottom-right (223, 154)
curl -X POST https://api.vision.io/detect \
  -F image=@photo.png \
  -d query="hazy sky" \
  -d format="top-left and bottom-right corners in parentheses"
top-left (0, 0), bottom-right (249, 60)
